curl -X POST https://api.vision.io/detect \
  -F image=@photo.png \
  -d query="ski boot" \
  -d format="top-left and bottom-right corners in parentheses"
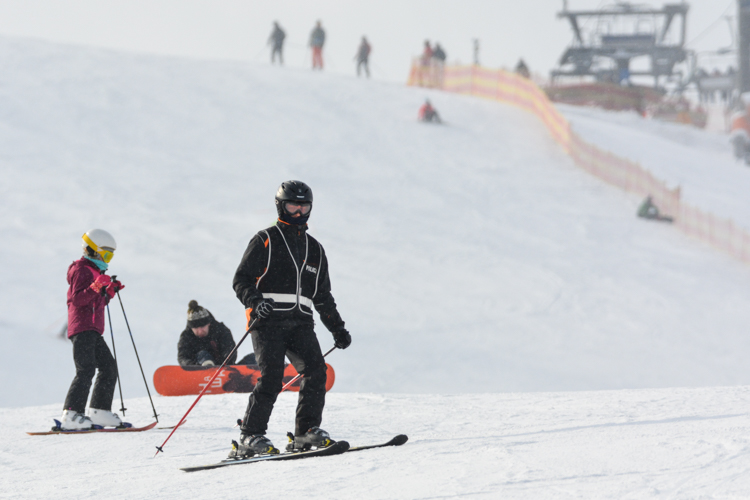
top-left (59, 409), bottom-right (94, 430)
top-left (87, 408), bottom-right (125, 428)
top-left (228, 433), bottom-right (279, 459)
top-left (286, 427), bottom-right (335, 452)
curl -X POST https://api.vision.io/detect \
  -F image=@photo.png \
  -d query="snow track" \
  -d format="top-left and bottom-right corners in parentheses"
top-left (6, 390), bottom-right (750, 498)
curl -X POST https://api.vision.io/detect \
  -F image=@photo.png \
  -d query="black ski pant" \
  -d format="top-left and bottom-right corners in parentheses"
top-left (357, 59), bottom-right (370, 77)
top-left (271, 45), bottom-right (283, 65)
top-left (241, 322), bottom-right (327, 436)
top-left (63, 330), bottom-right (118, 413)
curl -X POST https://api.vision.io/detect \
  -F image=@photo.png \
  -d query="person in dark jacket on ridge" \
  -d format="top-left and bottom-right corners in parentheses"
top-left (268, 21), bottom-right (286, 65)
top-left (432, 43), bottom-right (446, 64)
top-left (230, 180), bottom-right (351, 457)
top-left (177, 300), bottom-right (237, 367)
top-left (60, 229), bottom-right (125, 430)
top-left (355, 36), bottom-right (371, 77)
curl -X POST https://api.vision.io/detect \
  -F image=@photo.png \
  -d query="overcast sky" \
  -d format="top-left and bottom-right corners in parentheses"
top-left (0, 0), bottom-right (737, 82)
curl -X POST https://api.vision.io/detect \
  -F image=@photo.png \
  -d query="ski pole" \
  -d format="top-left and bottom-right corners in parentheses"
top-left (106, 303), bottom-right (127, 415)
top-left (155, 318), bottom-right (259, 457)
top-left (114, 284), bottom-right (159, 423)
top-left (279, 346), bottom-right (337, 394)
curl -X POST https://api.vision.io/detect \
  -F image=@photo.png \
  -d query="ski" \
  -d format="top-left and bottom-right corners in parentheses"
top-left (157, 420), bottom-right (186, 430)
top-left (180, 434), bottom-right (407, 472)
top-left (346, 434), bottom-right (408, 452)
top-left (27, 420), bottom-right (157, 436)
top-left (180, 440), bottom-right (350, 472)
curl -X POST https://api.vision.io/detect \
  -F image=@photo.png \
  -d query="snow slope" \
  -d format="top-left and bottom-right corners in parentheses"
top-left (3, 36), bottom-right (750, 410)
top-left (560, 104), bottom-right (750, 231)
top-left (5, 32), bottom-right (750, 500)
top-left (5, 389), bottom-right (750, 499)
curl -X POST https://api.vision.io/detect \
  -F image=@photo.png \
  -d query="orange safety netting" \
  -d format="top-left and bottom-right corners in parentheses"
top-left (408, 61), bottom-right (750, 264)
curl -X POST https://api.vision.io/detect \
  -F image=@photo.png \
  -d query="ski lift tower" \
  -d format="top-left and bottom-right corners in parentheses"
top-left (552, 2), bottom-right (690, 87)
top-left (740, 0), bottom-right (750, 93)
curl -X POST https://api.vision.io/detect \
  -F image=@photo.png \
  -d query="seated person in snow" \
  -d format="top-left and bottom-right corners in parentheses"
top-left (637, 196), bottom-right (673, 223)
top-left (178, 300), bottom-right (237, 367)
top-left (418, 99), bottom-right (441, 123)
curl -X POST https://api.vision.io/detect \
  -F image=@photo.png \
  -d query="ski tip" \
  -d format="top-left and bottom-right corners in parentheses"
top-left (335, 440), bottom-right (350, 452)
top-left (392, 434), bottom-right (408, 446)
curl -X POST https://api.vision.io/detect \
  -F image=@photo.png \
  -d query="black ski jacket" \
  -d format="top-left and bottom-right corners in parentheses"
top-left (233, 221), bottom-right (345, 333)
top-left (177, 317), bottom-right (237, 366)
top-left (269, 27), bottom-right (286, 48)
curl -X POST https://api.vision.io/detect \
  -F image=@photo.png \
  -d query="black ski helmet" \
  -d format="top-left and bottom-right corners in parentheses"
top-left (275, 180), bottom-right (313, 224)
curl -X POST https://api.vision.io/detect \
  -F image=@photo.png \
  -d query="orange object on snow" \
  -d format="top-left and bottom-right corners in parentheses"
top-left (153, 363), bottom-right (335, 396)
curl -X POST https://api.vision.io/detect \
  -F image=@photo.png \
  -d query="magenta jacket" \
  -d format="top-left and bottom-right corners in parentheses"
top-left (67, 258), bottom-right (109, 338)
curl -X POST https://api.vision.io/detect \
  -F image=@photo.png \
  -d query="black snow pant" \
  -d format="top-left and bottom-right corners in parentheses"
top-left (241, 322), bottom-right (327, 436)
top-left (63, 330), bottom-right (118, 413)
top-left (357, 58), bottom-right (370, 77)
top-left (271, 45), bottom-right (283, 64)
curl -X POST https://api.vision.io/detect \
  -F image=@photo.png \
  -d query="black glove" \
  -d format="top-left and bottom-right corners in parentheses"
top-left (251, 298), bottom-right (275, 319)
top-left (332, 328), bottom-right (351, 349)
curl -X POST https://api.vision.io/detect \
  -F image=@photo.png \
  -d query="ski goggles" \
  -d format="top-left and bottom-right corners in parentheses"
top-left (82, 233), bottom-right (115, 263)
top-left (284, 201), bottom-right (312, 215)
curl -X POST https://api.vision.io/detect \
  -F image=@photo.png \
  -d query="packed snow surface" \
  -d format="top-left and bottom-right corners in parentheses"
top-left (3, 36), bottom-right (750, 497)
top-left (6, 389), bottom-right (750, 499)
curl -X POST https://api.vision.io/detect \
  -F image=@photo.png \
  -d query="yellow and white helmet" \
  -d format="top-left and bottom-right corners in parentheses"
top-left (82, 229), bottom-right (117, 263)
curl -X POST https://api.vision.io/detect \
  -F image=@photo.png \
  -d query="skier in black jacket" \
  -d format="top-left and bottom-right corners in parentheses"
top-left (231, 180), bottom-right (351, 457)
top-left (268, 21), bottom-right (286, 65)
top-left (177, 300), bottom-right (237, 367)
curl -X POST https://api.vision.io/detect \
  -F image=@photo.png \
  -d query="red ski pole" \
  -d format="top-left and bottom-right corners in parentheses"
top-left (279, 346), bottom-right (337, 394)
top-left (154, 318), bottom-right (258, 457)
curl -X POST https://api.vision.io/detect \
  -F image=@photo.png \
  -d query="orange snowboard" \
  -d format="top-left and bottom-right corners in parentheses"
top-left (153, 364), bottom-right (335, 396)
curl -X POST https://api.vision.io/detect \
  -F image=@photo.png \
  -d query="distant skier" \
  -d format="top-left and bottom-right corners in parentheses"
top-left (355, 36), bottom-right (371, 78)
top-left (730, 93), bottom-right (750, 165)
top-left (418, 99), bottom-right (441, 123)
top-left (432, 43), bottom-right (446, 65)
top-left (60, 229), bottom-right (125, 430)
top-left (515, 59), bottom-right (530, 79)
top-left (420, 40), bottom-right (433, 67)
top-left (231, 180), bottom-right (351, 457)
top-left (309, 20), bottom-right (326, 70)
top-left (177, 300), bottom-right (237, 367)
top-left (268, 21), bottom-right (286, 65)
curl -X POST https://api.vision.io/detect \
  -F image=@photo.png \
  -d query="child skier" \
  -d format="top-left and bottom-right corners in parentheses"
top-left (60, 229), bottom-right (125, 430)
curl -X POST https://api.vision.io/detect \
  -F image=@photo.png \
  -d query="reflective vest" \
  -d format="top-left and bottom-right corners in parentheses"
top-left (256, 225), bottom-right (324, 316)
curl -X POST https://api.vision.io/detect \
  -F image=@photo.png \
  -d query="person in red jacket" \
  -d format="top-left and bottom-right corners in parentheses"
top-left (418, 99), bottom-right (441, 123)
top-left (309, 20), bottom-right (326, 70)
top-left (60, 229), bottom-right (125, 430)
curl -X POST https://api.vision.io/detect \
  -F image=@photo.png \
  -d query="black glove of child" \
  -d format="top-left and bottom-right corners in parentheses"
top-left (332, 328), bottom-right (351, 349)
